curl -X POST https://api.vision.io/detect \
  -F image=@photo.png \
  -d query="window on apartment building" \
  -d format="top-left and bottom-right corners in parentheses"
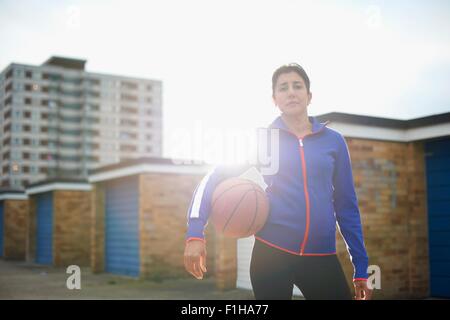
top-left (62, 103), bottom-right (82, 111)
top-left (146, 146), bottom-right (153, 153)
top-left (23, 166), bottom-right (29, 173)
top-left (12, 163), bottom-right (20, 173)
top-left (23, 152), bottom-right (30, 160)
top-left (12, 124), bottom-right (21, 132)
top-left (23, 138), bottom-right (30, 145)
top-left (42, 86), bottom-right (49, 93)
top-left (13, 83), bottom-right (23, 91)
top-left (25, 97), bottom-right (32, 105)
top-left (23, 125), bottom-right (31, 132)
top-left (25, 70), bottom-right (32, 78)
top-left (67, 128), bottom-right (82, 136)
top-left (5, 97), bottom-right (12, 106)
top-left (146, 121), bottom-right (153, 128)
top-left (146, 134), bottom-right (152, 140)
top-left (90, 143), bottom-right (99, 150)
top-left (4, 110), bottom-right (11, 120)
top-left (88, 104), bottom-right (100, 111)
top-left (146, 84), bottom-right (152, 91)
top-left (120, 145), bottom-right (137, 152)
top-left (89, 78), bottom-right (100, 85)
top-left (59, 155), bottom-right (80, 162)
top-left (120, 119), bottom-right (138, 126)
top-left (121, 81), bottom-right (138, 90)
top-left (6, 69), bottom-right (13, 79)
top-left (25, 84), bottom-right (32, 91)
top-left (12, 151), bottom-right (21, 160)
top-left (86, 117), bottom-right (99, 124)
top-left (48, 127), bottom-right (58, 135)
top-left (24, 111), bottom-right (31, 118)
top-left (121, 106), bottom-right (138, 114)
top-left (145, 109), bottom-right (152, 116)
top-left (119, 132), bottom-right (137, 140)
top-left (2, 165), bottom-right (8, 174)
top-left (5, 82), bottom-right (13, 92)
top-left (120, 94), bottom-right (137, 102)
top-left (145, 97), bottom-right (152, 104)
top-left (41, 99), bottom-right (48, 106)
top-left (89, 91), bottom-right (100, 98)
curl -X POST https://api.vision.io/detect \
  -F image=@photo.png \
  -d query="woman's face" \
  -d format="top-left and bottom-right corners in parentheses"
top-left (273, 71), bottom-right (312, 116)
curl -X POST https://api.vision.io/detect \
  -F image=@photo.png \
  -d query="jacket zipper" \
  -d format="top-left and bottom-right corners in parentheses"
top-left (271, 121), bottom-right (329, 255)
top-left (299, 138), bottom-right (310, 255)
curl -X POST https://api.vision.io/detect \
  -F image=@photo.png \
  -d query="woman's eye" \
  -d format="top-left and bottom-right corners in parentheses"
top-left (279, 87), bottom-right (287, 91)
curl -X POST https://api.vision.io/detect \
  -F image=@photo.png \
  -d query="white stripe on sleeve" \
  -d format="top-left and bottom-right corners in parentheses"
top-left (189, 168), bottom-right (215, 218)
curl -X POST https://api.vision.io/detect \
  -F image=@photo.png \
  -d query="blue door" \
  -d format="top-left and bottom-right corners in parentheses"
top-left (36, 192), bottom-right (53, 265)
top-left (425, 138), bottom-right (450, 298)
top-left (0, 202), bottom-right (4, 257)
top-left (105, 176), bottom-right (140, 277)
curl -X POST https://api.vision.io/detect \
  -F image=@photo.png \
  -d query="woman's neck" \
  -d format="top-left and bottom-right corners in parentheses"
top-left (281, 112), bottom-right (312, 138)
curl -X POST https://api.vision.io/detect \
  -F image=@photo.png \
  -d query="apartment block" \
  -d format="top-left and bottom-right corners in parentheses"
top-left (0, 56), bottom-right (162, 190)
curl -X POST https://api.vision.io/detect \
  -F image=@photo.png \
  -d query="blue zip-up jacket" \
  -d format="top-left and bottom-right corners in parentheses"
top-left (186, 116), bottom-right (369, 280)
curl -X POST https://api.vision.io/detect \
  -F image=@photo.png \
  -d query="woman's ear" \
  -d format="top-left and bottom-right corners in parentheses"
top-left (307, 91), bottom-right (313, 105)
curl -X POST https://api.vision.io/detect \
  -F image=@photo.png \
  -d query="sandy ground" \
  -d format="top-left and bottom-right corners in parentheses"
top-left (0, 259), bottom-right (255, 300)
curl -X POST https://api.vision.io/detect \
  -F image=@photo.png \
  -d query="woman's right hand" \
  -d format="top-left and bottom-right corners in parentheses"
top-left (184, 239), bottom-right (207, 279)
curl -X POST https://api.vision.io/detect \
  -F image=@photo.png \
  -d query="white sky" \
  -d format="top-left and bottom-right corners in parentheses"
top-left (1, 0), bottom-right (450, 163)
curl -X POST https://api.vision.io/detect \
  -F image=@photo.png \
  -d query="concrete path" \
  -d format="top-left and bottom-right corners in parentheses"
top-left (0, 259), bottom-right (254, 300)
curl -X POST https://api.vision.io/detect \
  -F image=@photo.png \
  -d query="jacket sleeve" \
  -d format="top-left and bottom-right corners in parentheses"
top-left (333, 134), bottom-right (369, 280)
top-left (186, 164), bottom-right (256, 241)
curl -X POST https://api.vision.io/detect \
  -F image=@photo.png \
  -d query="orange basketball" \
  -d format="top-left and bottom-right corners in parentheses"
top-left (210, 177), bottom-right (269, 238)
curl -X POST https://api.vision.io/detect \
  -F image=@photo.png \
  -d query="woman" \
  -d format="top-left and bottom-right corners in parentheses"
top-left (184, 63), bottom-right (372, 300)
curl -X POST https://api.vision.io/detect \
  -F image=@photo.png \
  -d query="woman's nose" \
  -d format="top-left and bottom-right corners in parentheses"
top-left (287, 86), bottom-right (296, 96)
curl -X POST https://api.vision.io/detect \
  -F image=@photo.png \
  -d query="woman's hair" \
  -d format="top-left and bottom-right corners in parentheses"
top-left (272, 63), bottom-right (310, 95)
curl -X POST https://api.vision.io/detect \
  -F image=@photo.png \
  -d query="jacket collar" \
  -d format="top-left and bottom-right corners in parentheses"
top-left (269, 115), bottom-right (328, 137)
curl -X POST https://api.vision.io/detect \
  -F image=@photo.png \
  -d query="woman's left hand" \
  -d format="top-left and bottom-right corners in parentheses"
top-left (354, 280), bottom-right (373, 300)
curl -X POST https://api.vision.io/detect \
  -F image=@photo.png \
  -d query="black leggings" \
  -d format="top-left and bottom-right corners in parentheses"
top-left (250, 239), bottom-right (352, 300)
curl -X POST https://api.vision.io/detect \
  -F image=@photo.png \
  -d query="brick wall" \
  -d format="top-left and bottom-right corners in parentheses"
top-left (26, 197), bottom-right (37, 262)
top-left (91, 183), bottom-right (105, 273)
top-left (336, 138), bottom-right (429, 299)
top-left (52, 190), bottom-right (91, 267)
top-left (90, 172), bottom-right (219, 281)
top-left (139, 173), bottom-right (218, 280)
top-left (3, 199), bottom-right (29, 260)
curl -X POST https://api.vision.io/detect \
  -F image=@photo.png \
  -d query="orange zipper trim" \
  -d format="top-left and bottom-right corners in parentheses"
top-left (299, 138), bottom-right (310, 255)
top-left (271, 120), bottom-right (329, 255)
